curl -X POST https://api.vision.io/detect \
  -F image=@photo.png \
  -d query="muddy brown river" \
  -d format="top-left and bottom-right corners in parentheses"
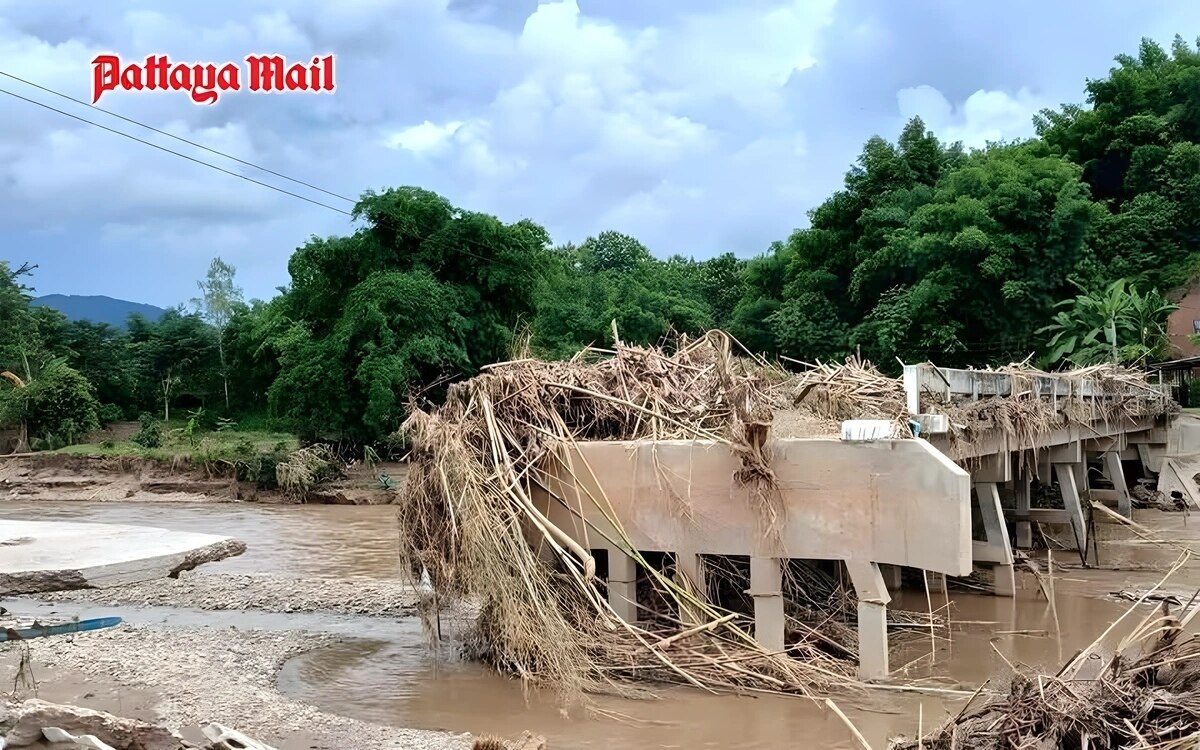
top-left (4, 500), bottom-right (1198, 749)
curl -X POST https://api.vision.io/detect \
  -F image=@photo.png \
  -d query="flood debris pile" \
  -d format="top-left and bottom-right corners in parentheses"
top-left (890, 601), bottom-right (1200, 750)
top-left (779, 357), bottom-right (912, 437)
top-left (398, 330), bottom-right (857, 703)
top-left (921, 362), bottom-right (1175, 460)
top-left (775, 358), bottom-right (1172, 461)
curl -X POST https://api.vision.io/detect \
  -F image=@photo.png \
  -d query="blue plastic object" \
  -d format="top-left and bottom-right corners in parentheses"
top-left (0, 616), bottom-right (122, 641)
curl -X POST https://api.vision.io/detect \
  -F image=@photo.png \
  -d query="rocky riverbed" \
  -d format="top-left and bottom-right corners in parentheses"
top-left (0, 624), bottom-right (470, 749)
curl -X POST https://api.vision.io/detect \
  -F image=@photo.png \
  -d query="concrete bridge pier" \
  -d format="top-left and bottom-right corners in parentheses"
top-left (1053, 461), bottom-right (1088, 553)
top-left (846, 560), bottom-right (890, 679)
top-left (604, 545), bottom-right (639, 623)
top-left (970, 452), bottom-right (1016, 596)
top-left (1105, 449), bottom-right (1132, 517)
top-left (674, 550), bottom-right (706, 625)
top-left (749, 556), bottom-right (785, 654)
top-left (1013, 460), bottom-right (1033, 549)
top-left (1081, 435), bottom-right (1133, 517)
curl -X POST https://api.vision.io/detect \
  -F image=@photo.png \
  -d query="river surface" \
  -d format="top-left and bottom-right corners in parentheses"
top-left (3, 499), bottom-right (1199, 749)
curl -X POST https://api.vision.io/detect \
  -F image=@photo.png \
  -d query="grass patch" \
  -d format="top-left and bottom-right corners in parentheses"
top-left (54, 425), bottom-right (298, 461)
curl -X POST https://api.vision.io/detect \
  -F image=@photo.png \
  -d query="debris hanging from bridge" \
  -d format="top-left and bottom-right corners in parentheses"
top-left (398, 330), bottom-right (860, 703)
top-left (396, 328), bottom-right (1176, 703)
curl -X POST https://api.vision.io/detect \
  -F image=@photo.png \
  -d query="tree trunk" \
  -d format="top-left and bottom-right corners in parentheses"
top-left (218, 331), bottom-right (229, 411)
top-left (13, 421), bottom-right (29, 454)
top-left (162, 371), bottom-right (172, 422)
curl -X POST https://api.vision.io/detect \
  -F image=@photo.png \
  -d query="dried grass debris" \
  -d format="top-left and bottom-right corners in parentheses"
top-left (398, 330), bottom-right (856, 705)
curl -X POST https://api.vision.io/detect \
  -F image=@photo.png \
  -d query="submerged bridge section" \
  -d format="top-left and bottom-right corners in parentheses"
top-left (534, 437), bottom-right (972, 680)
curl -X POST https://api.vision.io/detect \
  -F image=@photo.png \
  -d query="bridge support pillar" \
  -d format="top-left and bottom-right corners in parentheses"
top-left (975, 482), bottom-right (1015, 596)
top-left (674, 550), bottom-right (706, 624)
top-left (605, 546), bottom-right (639, 623)
top-left (1014, 463), bottom-right (1033, 549)
top-left (749, 556), bottom-right (785, 654)
top-left (1053, 463), bottom-right (1088, 554)
top-left (847, 560), bottom-right (890, 680)
top-left (1105, 451), bottom-right (1132, 518)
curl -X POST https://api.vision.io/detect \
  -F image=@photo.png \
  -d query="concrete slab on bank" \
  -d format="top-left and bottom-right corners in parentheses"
top-left (0, 519), bottom-right (245, 595)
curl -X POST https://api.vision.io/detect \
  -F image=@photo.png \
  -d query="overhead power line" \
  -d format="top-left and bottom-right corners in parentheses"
top-left (0, 77), bottom-right (530, 271)
top-left (0, 85), bottom-right (354, 216)
top-left (0, 70), bottom-right (356, 205)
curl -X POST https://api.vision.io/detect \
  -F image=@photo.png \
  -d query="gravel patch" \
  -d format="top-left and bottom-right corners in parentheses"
top-left (36, 572), bottom-right (419, 617)
top-left (20, 624), bottom-right (471, 750)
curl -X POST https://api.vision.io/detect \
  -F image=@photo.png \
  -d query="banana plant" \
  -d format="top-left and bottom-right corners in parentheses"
top-left (1039, 279), bottom-right (1176, 367)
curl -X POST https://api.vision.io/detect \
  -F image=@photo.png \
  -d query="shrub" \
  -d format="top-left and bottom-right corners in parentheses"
top-left (97, 403), bottom-right (123, 426)
top-left (132, 412), bottom-right (163, 449)
top-left (0, 361), bottom-right (100, 447)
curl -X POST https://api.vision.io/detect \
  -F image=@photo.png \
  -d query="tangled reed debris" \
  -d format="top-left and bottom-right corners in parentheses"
top-left (397, 330), bottom-right (1173, 705)
top-left (891, 566), bottom-right (1200, 750)
top-left (782, 357), bottom-right (912, 437)
top-left (916, 362), bottom-right (1174, 462)
top-left (398, 331), bottom-right (856, 705)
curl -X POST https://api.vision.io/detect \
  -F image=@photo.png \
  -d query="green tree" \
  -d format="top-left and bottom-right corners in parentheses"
top-left (0, 261), bottom-right (65, 383)
top-left (271, 187), bottom-right (552, 442)
top-left (0, 358), bottom-right (100, 449)
top-left (58, 320), bottom-right (137, 418)
top-left (128, 310), bottom-right (220, 421)
top-left (1036, 36), bottom-right (1200, 290)
top-left (848, 141), bottom-right (1102, 365)
top-left (192, 257), bottom-right (244, 411)
top-left (223, 297), bottom-right (288, 414)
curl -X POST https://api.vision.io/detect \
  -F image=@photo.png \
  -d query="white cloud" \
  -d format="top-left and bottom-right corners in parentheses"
top-left (17, 0), bottom-right (1179, 307)
top-left (896, 84), bottom-right (1046, 149)
top-left (383, 119), bottom-right (465, 156)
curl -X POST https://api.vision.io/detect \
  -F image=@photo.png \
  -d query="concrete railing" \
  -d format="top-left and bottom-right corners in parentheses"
top-left (901, 363), bottom-right (1171, 417)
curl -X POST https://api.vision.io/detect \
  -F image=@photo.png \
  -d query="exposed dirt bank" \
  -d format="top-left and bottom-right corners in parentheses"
top-left (0, 624), bottom-right (469, 749)
top-left (35, 571), bottom-right (421, 618)
top-left (0, 454), bottom-right (404, 505)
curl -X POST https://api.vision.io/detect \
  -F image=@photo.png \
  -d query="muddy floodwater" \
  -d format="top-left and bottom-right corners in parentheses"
top-left (0, 500), bottom-right (404, 579)
top-left (6, 499), bottom-right (1200, 749)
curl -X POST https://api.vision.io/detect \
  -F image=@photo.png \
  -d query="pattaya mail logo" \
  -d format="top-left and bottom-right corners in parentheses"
top-left (91, 54), bottom-right (336, 105)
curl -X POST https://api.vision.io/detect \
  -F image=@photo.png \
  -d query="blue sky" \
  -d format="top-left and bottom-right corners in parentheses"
top-left (3, 0), bottom-right (1200, 306)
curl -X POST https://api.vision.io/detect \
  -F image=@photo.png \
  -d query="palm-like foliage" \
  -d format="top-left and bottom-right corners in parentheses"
top-left (1039, 279), bottom-right (1177, 367)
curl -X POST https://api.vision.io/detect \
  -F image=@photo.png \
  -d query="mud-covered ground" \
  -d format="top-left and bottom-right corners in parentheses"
top-left (36, 571), bottom-right (420, 617)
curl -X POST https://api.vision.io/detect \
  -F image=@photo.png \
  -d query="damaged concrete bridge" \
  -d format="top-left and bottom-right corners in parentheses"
top-left (0, 519), bottom-right (245, 596)
top-left (904, 363), bottom-right (1174, 589)
top-left (533, 363), bottom-right (1175, 682)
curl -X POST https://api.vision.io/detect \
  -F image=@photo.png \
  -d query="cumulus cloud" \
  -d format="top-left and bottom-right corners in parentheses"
top-left (383, 119), bottom-right (465, 156)
top-left (896, 84), bottom-right (1047, 149)
top-left (2, 0), bottom-right (1200, 306)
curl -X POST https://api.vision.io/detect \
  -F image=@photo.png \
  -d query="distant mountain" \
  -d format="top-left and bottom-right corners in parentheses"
top-left (32, 294), bottom-right (168, 328)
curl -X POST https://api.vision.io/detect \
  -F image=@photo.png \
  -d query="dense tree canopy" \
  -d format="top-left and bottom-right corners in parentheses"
top-left (269, 187), bottom-right (553, 441)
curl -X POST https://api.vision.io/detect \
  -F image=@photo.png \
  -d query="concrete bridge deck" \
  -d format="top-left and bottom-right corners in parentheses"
top-left (534, 437), bottom-right (972, 680)
top-left (904, 363), bottom-right (1174, 581)
top-left (0, 519), bottom-right (245, 595)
